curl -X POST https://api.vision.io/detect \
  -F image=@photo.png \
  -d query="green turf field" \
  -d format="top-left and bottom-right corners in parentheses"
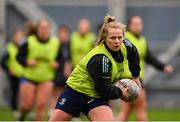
top-left (0, 106), bottom-right (180, 121)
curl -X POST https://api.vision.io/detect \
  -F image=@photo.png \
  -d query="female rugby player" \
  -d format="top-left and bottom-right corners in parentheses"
top-left (118, 16), bottom-right (173, 121)
top-left (17, 19), bottom-right (60, 121)
top-left (49, 15), bottom-right (141, 121)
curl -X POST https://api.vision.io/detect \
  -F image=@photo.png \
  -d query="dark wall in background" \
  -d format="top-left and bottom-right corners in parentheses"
top-left (6, 4), bottom-right (27, 42)
top-left (40, 5), bottom-right (108, 34)
top-left (6, 4), bottom-right (180, 42)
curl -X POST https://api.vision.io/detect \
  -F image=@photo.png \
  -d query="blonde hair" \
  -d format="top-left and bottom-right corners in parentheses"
top-left (97, 15), bottom-right (126, 45)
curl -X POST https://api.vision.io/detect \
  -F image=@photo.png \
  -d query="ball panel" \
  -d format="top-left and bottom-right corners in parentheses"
top-left (114, 78), bottom-right (140, 102)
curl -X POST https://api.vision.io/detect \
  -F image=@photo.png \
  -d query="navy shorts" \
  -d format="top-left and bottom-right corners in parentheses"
top-left (55, 86), bottom-right (110, 117)
top-left (19, 77), bottom-right (40, 85)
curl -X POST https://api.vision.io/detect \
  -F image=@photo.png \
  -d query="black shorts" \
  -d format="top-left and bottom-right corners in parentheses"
top-left (55, 86), bottom-right (110, 117)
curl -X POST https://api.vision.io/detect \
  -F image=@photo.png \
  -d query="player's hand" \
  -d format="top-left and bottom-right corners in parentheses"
top-left (116, 79), bottom-right (141, 102)
top-left (26, 59), bottom-right (37, 67)
top-left (121, 87), bottom-right (129, 102)
top-left (132, 77), bottom-right (142, 89)
top-left (64, 61), bottom-right (72, 77)
top-left (51, 61), bottom-right (59, 69)
top-left (164, 64), bottom-right (173, 74)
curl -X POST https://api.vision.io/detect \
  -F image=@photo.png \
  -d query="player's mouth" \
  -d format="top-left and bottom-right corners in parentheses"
top-left (113, 45), bottom-right (120, 51)
top-left (114, 45), bottom-right (120, 48)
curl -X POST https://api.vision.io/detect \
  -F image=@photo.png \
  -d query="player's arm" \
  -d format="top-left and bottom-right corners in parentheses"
top-left (87, 54), bottom-right (123, 100)
top-left (145, 45), bottom-right (165, 70)
top-left (64, 42), bottom-right (71, 63)
top-left (124, 39), bottom-right (141, 87)
top-left (52, 44), bottom-right (62, 70)
top-left (17, 39), bottom-right (38, 67)
top-left (16, 40), bottom-right (28, 66)
top-left (0, 49), bottom-right (9, 72)
top-left (145, 46), bottom-right (173, 74)
top-left (63, 43), bottom-right (72, 77)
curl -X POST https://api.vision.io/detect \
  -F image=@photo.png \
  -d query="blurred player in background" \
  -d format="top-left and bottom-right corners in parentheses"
top-left (16, 19), bottom-right (60, 121)
top-left (0, 28), bottom-right (25, 118)
top-left (49, 15), bottom-right (141, 121)
top-left (24, 20), bottom-right (36, 37)
top-left (118, 16), bottom-right (173, 121)
top-left (49, 25), bottom-right (72, 115)
top-left (70, 18), bottom-right (95, 68)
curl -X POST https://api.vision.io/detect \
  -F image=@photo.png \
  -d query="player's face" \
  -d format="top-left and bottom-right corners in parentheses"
top-left (58, 29), bottom-right (69, 43)
top-left (129, 17), bottom-right (143, 35)
top-left (78, 19), bottom-right (90, 35)
top-left (106, 28), bottom-right (123, 52)
top-left (37, 20), bottom-right (50, 41)
top-left (13, 31), bottom-right (24, 45)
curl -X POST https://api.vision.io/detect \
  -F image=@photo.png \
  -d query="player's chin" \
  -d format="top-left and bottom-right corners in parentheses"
top-left (113, 47), bottom-right (120, 51)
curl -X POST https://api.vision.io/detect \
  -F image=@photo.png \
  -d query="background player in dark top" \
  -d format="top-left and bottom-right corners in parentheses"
top-left (118, 16), bottom-right (173, 121)
top-left (49, 25), bottom-right (72, 115)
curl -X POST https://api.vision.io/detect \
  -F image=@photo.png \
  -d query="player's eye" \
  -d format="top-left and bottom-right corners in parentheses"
top-left (118, 36), bottom-right (123, 40)
top-left (110, 36), bottom-right (123, 41)
top-left (110, 37), bottom-right (116, 40)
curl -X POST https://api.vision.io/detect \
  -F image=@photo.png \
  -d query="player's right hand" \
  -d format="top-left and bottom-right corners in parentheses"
top-left (26, 59), bottom-right (37, 67)
top-left (51, 61), bottom-right (59, 69)
top-left (132, 77), bottom-right (142, 89)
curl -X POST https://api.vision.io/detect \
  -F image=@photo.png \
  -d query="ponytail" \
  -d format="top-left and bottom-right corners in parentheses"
top-left (96, 15), bottom-right (126, 45)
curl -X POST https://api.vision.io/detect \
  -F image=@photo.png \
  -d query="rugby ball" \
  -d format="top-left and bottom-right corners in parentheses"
top-left (115, 78), bottom-right (140, 102)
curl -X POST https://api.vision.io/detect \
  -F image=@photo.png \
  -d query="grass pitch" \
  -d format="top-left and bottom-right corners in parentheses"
top-left (0, 106), bottom-right (180, 121)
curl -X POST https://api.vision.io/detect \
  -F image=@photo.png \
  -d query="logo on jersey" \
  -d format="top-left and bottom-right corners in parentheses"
top-left (123, 39), bottom-right (133, 47)
top-left (59, 98), bottom-right (66, 105)
top-left (87, 99), bottom-right (94, 104)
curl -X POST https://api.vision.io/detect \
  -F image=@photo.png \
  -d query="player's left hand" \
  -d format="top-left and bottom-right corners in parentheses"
top-left (132, 77), bottom-right (142, 89)
top-left (164, 64), bottom-right (173, 74)
top-left (51, 61), bottom-right (59, 69)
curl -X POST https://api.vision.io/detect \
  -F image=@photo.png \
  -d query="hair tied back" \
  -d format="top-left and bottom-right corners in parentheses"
top-left (104, 14), bottom-right (116, 24)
